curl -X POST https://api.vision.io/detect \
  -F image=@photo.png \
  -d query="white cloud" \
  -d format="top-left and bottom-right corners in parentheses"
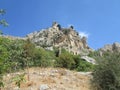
top-left (67, 24), bottom-right (73, 27)
top-left (79, 31), bottom-right (89, 38)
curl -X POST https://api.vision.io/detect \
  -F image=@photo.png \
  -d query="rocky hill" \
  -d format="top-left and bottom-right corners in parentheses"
top-left (99, 42), bottom-right (120, 55)
top-left (26, 22), bottom-right (93, 55)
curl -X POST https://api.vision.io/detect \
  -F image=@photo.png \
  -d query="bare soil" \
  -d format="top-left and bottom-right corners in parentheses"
top-left (2, 67), bottom-right (92, 90)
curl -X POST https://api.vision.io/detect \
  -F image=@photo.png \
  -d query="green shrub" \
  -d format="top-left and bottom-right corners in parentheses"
top-left (71, 55), bottom-right (81, 69)
top-left (92, 53), bottom-right (120, 90)
top-left (55, 49), bottom-right (75, 69)
top-left (88, 51), bottom-right (100, 60)
top-left (62, 29), bottom-right (70, 35)
top-left (12, 73), bottom-right (26, 88)
top-left (76, 60), bottom-right (94, 72)
top-left (33, 48), bottom-right (54, 67)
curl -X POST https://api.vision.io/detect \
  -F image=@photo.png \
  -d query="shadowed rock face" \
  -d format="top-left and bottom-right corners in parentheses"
top-left (26, 22), bottom-right (93, 55)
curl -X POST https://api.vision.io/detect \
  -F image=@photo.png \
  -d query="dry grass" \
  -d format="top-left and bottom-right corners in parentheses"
top-left (2, 67), bottom-right (92, 90)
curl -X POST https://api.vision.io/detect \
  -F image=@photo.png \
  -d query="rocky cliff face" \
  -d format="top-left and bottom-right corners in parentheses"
top-left (26, 22), bottom-right (92, 55)
top-left (99, 42), bottom-right (120, 54)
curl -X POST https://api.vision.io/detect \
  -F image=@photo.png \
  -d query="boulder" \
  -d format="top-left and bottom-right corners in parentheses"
top-left (39, 84), bottom-right (49, 90)
top-left (81, 56), bottom-right (96, 64)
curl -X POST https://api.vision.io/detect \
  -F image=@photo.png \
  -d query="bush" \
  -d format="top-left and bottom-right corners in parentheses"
top-left (77, 60), bottom-right (94, 72)
top-left (92, 53), bottom-right (120, 90)
top-left (54, 49), bottom-right (94, 71)
top-left (62, 29), bottom-right (70, 35)
top-left (55, 49), bottom-right (75, 69)
top-left (33, 48), bottom-right (55, 67)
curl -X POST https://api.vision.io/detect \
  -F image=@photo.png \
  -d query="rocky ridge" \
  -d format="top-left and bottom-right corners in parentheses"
top-left (99, 42), bottom-right (120, 54)
top-left (26, 22), bottom-right (93, 55)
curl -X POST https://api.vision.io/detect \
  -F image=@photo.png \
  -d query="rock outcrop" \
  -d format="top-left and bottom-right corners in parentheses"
top-left (26, 22), bottom-right (92, 55)
top-left (99, 42), bottom-right (120, 54)
top-left (81, 56), bottom-right (96, 64)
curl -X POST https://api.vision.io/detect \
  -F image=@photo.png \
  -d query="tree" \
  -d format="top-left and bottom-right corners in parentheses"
top-left (57, 24), bottom-right (62, 30)
top-left (0, 37), bottom-right (10, 89)
top-left (23, 39), bottom-right (35, 80)
top-left (76, 60), bottom-right (94, 71)
top-left (55, 49), bottom-right (75, 69)
top-left (0, 9), bottom-right (8, 35)
top-left (0, 9), bottom-right (6, 15)
top-left (34, 48), bottom-right (54, 67)
top-left (70, 25), bottom-right (74, 29)
top-left (92, 52), bottom-right (120, 90)
top-left (0, 9), bottom-right (8, 27)
top-left (7, 39), bottom-right (26, 71)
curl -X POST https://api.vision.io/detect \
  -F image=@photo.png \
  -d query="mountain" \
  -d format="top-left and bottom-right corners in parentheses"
top-left (26, 22), bottom-right (93, 55)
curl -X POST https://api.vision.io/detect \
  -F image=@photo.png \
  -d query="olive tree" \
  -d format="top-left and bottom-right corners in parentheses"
top-left (92, 52), bottom-right (120, 90)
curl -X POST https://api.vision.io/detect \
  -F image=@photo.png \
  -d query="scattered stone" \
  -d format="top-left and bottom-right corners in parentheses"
top-left (26, 87), bottom-right (34, 90)
top-left (3, 68), bottom-right (91, 90)
top-left (13, 87), bottom-right (19, 90)
top-left (39, 84), bottom-right (49, 90)
top-left (49, 73), bottom-right (55, 77)
top-left (50, 70), bottom-right (58, 73)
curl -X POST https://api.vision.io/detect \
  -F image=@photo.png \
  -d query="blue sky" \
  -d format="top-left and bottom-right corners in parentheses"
top-left (0, 0), bottom-right (120, 49)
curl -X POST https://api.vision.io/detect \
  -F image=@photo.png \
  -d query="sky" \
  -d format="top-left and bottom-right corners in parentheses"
top-left (0, 0), bottom-right (120, 49)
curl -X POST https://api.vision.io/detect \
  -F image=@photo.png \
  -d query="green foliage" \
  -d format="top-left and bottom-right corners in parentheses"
top-left (88, 51), bottom-right (100, 60)
top-left (0, 37), bottom-right (95, 71)
top-left (92, 53), bottom-right (120, 90)
top-left (0, 37), bottom-right (27, 73)
top-left (0, 9), bottom-right (8, 27)
top-left (0, 36), bottom-right (95, 88)
top-left (71, 55), bottom-right (81, 69)
top-left (57, 24), bottom-right (61, 30)
top-left (22, 39), bottom-right (35, 67)
top-left (0, 9), bottom-right (6, 15)
top-left (0, 37), bottom-right (12, 88)
top-left (0, 75), bottom-right (4, 88)
top-left (23, 39), bottom-right (35, 58)
top-left (34, 48), bottom-right (54, 67)
top-left (54, 49), bottom-right (94, 71)
top-left (55, 49), bottom-right (75, 69)
top-left (12, 73), bottom-right (26, 88)
top-left (70, 25), bottom-right (74, 29)
top-left (0, 19), bottom-right (8, 27)
top-left (7, 40), bottom-right (26, 71)
top-left (0, 38), bottom-right (10, 72)
top-left (0, 37), bottom-right (55, 71)
top-left (76, 60), bottom-right (94, 71)
top-left (32, 48), bottom-right (41, 66)
top-left (53, 47), bottom-right (59, 57)
top-left (62, 29), bottom-right (70, 35)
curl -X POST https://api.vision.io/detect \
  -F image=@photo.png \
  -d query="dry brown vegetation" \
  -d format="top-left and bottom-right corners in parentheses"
top-left (2, 67), bottom-right (92, 90)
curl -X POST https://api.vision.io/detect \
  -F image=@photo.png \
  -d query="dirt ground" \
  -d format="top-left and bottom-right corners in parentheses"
top-left (2, 67), bottom-right (92, 90)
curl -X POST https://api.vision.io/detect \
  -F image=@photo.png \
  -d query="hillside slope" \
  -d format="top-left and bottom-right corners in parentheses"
top-left (3, 68), bottom-right (92, 90)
